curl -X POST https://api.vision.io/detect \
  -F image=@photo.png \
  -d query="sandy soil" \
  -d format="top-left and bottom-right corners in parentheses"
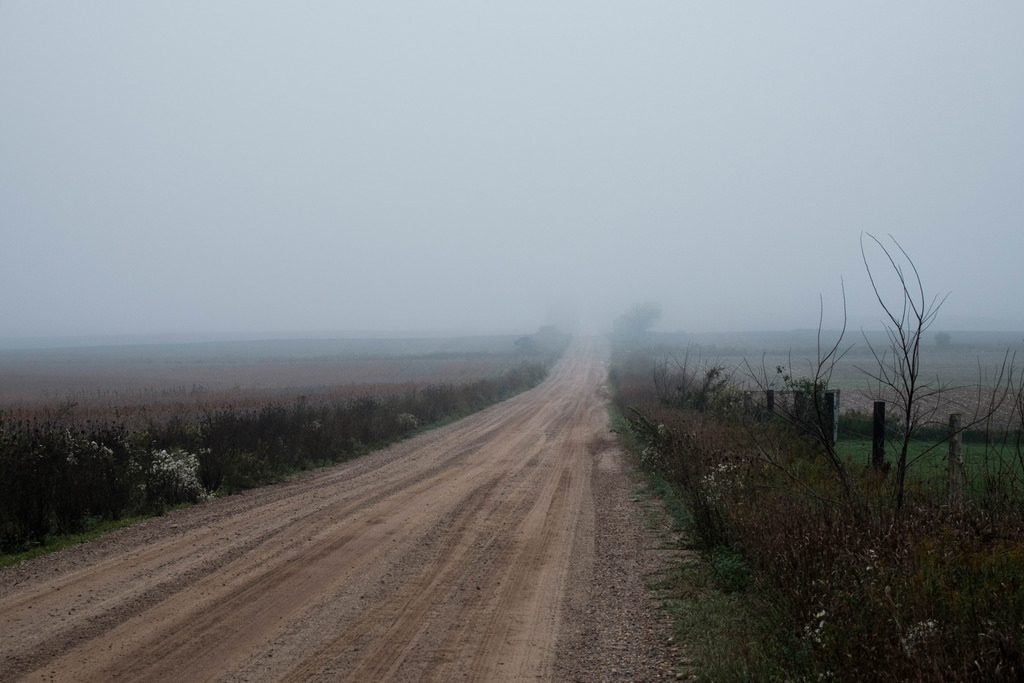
top-left (0, 343), bottom-right (683, 682)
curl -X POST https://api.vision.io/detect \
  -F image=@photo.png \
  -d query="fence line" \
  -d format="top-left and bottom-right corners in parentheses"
top-left (746, 391), bottom-right (970, 491)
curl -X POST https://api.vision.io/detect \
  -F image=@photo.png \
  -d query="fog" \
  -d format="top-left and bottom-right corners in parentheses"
top-left (3, 3), bottom-right (1023, 345)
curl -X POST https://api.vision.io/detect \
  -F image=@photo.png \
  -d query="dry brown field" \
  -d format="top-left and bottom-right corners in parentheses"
top-left (0, 336), bottom-right (530, 425)
top-left (645, 330), bottom-right (1024, 429)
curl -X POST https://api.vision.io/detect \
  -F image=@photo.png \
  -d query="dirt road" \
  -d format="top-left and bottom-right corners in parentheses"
top-left (1, 344), bottom-right (678, 682)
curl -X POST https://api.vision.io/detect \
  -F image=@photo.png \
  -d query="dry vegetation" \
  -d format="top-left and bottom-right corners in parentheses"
top-left (610, 340), bottom-right (1024, 681)
top-left (0, 334), bottom-right (568, 556)
top-left (0, 338), bottom-right (533, 425)
top-left (605, 237), bottom-right (1024, 679)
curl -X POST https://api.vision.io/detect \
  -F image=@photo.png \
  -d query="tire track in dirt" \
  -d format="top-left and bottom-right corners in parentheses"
top-left (1, 343), bottom-right (610, 682)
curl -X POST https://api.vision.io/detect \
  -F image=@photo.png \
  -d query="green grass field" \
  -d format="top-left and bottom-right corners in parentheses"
top-left (836, 436), bottom-right (1023, 496)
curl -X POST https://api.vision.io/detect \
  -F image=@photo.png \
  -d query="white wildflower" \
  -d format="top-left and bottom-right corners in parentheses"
top-left (396, 413), bottom-right (420, 430)
top-left (804, 610), bottom-right (828, 647)
top-left (142, 448), bottom-right (211, 505)
top-left (902, 620), bottom-right (939, 655)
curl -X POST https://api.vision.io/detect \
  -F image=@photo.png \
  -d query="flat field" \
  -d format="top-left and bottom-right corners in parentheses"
top-left (650, 329), bottom-right (1024, 426)
top-left (0, 336), bottom-right (530, 424)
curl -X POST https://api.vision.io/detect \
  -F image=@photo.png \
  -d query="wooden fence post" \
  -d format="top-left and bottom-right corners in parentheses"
top-left (872, 401), bottom-right (886, 469)
top-left (826, 390), bottom-right (840, 446)
top-left (948, 413), bottom-right (964, 504)
top-left (766, 389), bottom-right (775, 420)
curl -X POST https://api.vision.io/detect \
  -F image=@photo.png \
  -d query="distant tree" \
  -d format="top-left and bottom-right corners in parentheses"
top-left (611, 303), bottom-right (661, 346)
top-left (514, 335), bottom-right (540, 355)
top-left (935, 331), bottom-right (952, 348)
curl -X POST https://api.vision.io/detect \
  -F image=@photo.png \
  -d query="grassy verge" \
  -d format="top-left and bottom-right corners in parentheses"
top-left (612, 404), bottom-right (773, 680)
top-left (609, 346), bottom-right (1024, 681)
top-left (0, 515), bottom-right (147, 569)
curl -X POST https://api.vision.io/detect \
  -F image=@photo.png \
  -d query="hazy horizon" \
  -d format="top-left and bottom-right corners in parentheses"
top-left (4, 3), bottom-right (1023, 342)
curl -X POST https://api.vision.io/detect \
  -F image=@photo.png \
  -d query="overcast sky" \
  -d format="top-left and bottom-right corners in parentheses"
top-left (2, 2), bottom-right (1022, 342)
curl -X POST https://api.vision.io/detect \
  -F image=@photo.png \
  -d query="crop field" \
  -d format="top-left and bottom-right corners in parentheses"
top-left (649, 329), bottom-right (1024, 429)
top-left (652, 329), bottom-right (1023, 383)
top-left (0, 336), bottom-right (531, 426)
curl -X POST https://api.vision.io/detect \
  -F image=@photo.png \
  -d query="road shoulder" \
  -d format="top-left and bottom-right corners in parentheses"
top-left (554, 435), bottom-right (690, 682)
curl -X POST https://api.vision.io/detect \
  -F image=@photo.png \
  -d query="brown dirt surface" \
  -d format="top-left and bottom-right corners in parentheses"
top-left (0, 343), bottom-right (684, 682)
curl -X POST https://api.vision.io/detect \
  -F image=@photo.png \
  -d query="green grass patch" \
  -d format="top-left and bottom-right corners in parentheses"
top-left (0, 515), bottom-right (147, 569)
top-left (836, 437), bottom-right (1024, 491)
